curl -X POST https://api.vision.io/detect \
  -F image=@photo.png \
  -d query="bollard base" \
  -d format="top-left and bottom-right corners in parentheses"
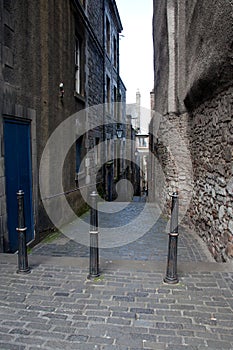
top-left (163, 276), bottom-right (179, 284)
top-left (87, 272), bottom-right (100, 280)
top-left (17, 267), bottom-right (31, 274)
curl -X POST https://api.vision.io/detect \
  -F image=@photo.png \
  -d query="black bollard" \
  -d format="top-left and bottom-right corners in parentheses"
top-left (16, 190), bottom-right (30, 274)
top-left (164, 192), bottom-right (179, 284)
top-left (88, 191), bottom-right (100, 279)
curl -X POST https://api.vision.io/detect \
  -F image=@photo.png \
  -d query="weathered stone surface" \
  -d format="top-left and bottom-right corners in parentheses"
top-left (218, 206), bottom-right (225, 221)
top-left (229, 220), bottom-right (233, 235)
top-left (215, 186), bottom-right (226, 197)
top-left (0, 0), bottom-right (126, 252)
top-left (227, 207), bottom-right (233, 218)
top-left (226, 242), bottom-right (233, 258)
top-left (151, 0), bottom-right (233, 261)
top-left (227, 178), bottom-right (233, 196)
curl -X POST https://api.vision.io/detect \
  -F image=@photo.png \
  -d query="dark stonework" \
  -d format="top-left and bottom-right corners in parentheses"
top-left (0, 0), bottom-right (126, 252)
top-left (188, 86), bottom-right (233, 262)
top-left (150, 0), bottom-right (233, 261)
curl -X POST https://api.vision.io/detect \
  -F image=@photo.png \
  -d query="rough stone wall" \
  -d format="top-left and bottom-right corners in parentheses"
top-left (151, 0), bottom-right (233, 261)
top-left (188, 86), bottom-right (233, 261)
top-left (183, 0), bottom-right (233, 261)
top-left (149, 112), bottom-right (193, 221)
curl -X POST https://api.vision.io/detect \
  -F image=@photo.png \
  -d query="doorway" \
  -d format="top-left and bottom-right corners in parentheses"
top-left (3, 118), bottom-right (34, 252)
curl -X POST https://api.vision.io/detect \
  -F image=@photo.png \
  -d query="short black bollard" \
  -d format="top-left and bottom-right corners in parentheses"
top-left (16, 190), bottom-right (31, 274)
top-left (164, 192), bottom-right (179, 284)
top-left (88, 191), bottom-right (100, 279)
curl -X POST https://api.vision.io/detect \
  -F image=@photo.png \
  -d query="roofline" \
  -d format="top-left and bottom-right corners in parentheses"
top-left (111, 0), bottom-right (123, 32)
top-left (119, 76), bottom-right (127, 91)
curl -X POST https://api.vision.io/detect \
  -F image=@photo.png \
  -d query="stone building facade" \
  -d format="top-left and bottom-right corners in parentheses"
top-left (150, 0), bottom-right (233, 261)
top-left (0, 0), bottom-right (126, 252)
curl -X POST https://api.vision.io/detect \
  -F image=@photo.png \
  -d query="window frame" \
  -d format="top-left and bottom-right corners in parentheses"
top-left (106, 75), bottom-right (111, 112)
top-left (95, 137), bottom-right (100, 165)
top-left (114, 85), bottom-right (117, 119)
top-left (113, 35), bottom-right (117, 68)
top-left (75, 35), bottom-right (84, 97)
top-left (75, 134), bottom-right (84, 174)
top-left (106, 16), bottom-right (111, 56)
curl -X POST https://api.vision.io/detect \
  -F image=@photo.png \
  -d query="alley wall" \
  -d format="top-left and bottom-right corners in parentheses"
top-left (151, 0), bottom-right (233, 261)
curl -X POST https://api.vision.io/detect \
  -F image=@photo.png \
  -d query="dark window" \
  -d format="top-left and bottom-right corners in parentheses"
top-left (106, 16), bottom-right (111, 55)
top-left (106, 75), bottom-right (111, 112)
top-left (76, 135), bottom-right (84, 173)
top-left (114, 86), bottom-right (117, 118)
top-left (113, 36), bottom-right (117, 67)
top-left (95, 137), bottom-right (100, 164)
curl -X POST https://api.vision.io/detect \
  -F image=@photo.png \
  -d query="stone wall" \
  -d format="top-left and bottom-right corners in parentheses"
top-left (184, 0), bottom-right (233, 110)
top-left (151, 0), bottom-right (233, 261)
top-left (0, 0), bottom-right (126, 251)
top-left (149, 112), bottom-right (193, 222)
top-left (0, 0), bottom-right (18, 250)
top-left (188, 86), bottom-right (233, 261)
top-left (153, 0), bottom-right (169, 115)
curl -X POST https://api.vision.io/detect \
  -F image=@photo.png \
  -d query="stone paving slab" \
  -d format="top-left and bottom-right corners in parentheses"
top-left (0, 254), bottom-right (233, 350)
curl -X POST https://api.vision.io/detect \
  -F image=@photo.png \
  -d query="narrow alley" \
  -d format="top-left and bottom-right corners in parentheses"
top-left (30, 198), bottom-right (211, 264)
top-left (0, 0), bottom-right (233, 349)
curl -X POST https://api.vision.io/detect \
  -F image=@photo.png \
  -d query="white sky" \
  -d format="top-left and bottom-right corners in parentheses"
top-left (116, 0), bottom-right (154, 110)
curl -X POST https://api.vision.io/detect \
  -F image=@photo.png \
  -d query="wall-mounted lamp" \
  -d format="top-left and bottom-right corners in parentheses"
top-left (59, 82), bottom-right (64, 98)
top-left (116, 126), bottom-right (123, 139)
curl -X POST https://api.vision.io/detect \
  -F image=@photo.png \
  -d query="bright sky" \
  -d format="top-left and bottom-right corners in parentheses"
top-left (116, 0), bottom-right (154, 110)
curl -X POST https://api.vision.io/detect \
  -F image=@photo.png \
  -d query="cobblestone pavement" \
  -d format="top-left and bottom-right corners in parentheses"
top-left (1, 200), bottom-right (233, 349)
top-left (31, 200), bottom-right (213, 263)
top-left (0, 254), bottom-right (233, 350)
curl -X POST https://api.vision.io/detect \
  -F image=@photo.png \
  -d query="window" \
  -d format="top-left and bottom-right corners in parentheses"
top-left (114, 141), bottom-right (118, 178)
top-left (107, 138), bottom-right (112, 160)
top-left (106, 16), bottom-right (111, 55)
top-left (114, 86), bottom-right (117, 102)
top-left (76, 135), bottom-right (84, 173)
top-left (139, 137), bottom-right (148, 148)
top-left (95, 137), bottom-right (100, 165)
top-left (75, 36), bottom-right (83, 95)
top-left (106, 75), bottom-right (111, 112)
top-left (113, 36), bottom-right (117, 67)
top-left (114, 86), bottom-right (117, 118)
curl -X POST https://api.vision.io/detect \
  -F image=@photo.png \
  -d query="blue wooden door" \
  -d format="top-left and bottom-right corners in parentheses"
top-left (4, 118), bottom-right (34, 252)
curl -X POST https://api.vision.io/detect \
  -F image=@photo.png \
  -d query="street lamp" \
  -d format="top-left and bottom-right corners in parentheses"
top-left (115, 125), bottom-right (124, 187)
top-left (116, 126), bottom-right (123, 139)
